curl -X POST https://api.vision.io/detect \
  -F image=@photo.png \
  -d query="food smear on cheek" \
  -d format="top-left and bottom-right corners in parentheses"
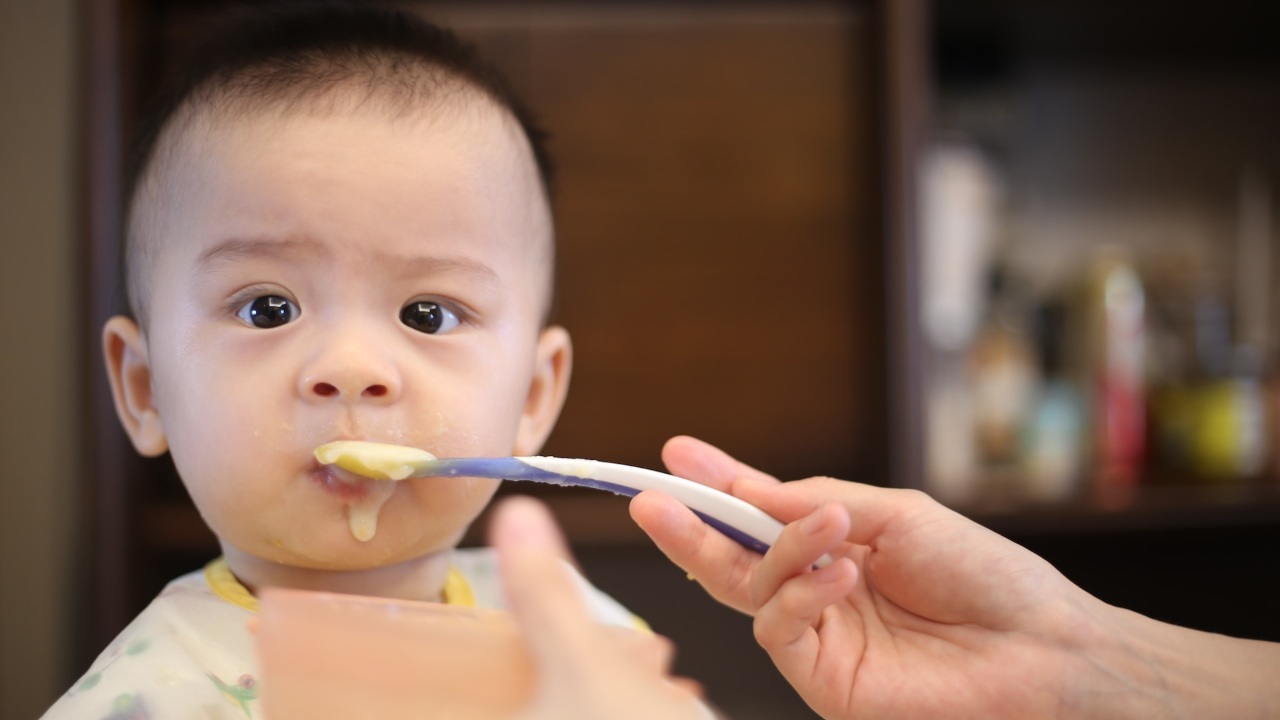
top-left (346, 480), bottom-right (399, 542)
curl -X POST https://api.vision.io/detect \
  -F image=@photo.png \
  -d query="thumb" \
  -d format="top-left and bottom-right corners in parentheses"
top-left (661, 435), bottom-right (780, 492)
top-left (489, 496), bottom-right (599, 678)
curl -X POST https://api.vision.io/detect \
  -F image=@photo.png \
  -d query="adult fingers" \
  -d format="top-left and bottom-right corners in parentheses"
top-left (753, 559), bottom-right (858, 651)
top-left (746, 502), bottom-right (853, 612)
top-left (661, 434), bottom-right (948, 551)
top-left (733, 476), bottom-right (945, 549)
top-left (752, 560), bottom-right (861, 697)
top-left (662, 438), bottom-right (944, 556)
top-left (630, 489), bottom-right (759, 614)
top-left (602, 626), bottom-right (677, 678)
top-left (661, 436), bottom-right (780, 493)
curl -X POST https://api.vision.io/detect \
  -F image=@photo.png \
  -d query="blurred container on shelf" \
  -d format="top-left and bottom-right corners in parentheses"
top-left (920, 138), bottom-right (1003, 504)
top-left (970, 263), bottom-right (1036, 468)
top-left (1141, 279), bottom-right (1274, 493)
top-left (1230, 169), bottom-right (1275, 483)
top-left (1083, 247), bottom-right (1147, 503)
top-left (920, 138), bottom-right (1002, 355)
top-left (1189, 347), bottom-right (1268, 481)
top-left (1146, 170), bottom-right (1274, 485)
top-left (1021, 298), bottom-right (1084, 502)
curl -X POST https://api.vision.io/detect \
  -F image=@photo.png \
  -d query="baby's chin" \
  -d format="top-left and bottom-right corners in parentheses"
top-left (263, 526), bottom-right (469, 572)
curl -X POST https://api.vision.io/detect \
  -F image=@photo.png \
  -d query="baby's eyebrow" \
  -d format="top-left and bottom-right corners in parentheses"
top-left (195, 235), bottom-right (502, 287)
top-left (391, 254), bottom-right (501, 288)
top-left (196, 236), bottom-right (325, 268)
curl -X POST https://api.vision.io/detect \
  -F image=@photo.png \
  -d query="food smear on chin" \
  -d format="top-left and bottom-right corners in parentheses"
top-left (313, 441), bottom-right (437, 542)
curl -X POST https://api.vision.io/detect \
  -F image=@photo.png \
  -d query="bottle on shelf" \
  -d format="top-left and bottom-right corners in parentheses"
top-left (1190, 344), bottom-right (1269, 482)
top-left (1084, 247), bottom-right (1147, 505)
top-left (968, 262), bottom-right (1036, 483)
top-left (1022, 298), bottom-right (1084, 502)
top-left (1145, 277), bottom-right (1271, 486)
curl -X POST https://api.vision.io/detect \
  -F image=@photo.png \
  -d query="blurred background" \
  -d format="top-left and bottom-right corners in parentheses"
top-left (2, 1), bottom-right (1278, 718)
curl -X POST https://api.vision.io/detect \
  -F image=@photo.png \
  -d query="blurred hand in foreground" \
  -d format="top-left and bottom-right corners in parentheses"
top-left (491, 496), bottom-right (709, 720)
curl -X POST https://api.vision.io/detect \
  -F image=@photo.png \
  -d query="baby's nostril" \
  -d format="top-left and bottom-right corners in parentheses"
top-left (313, 382), bottom-right (338, 397)
top-left (364, 384), bottom-right (388, 398)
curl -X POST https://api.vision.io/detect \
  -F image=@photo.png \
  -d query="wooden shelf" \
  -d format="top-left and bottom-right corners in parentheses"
top-left (959, 480), bottom-right (1280, 537)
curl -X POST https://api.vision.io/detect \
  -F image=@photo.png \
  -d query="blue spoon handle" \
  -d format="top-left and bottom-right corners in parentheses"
top-left (418, 457), bottom-right (780, 557)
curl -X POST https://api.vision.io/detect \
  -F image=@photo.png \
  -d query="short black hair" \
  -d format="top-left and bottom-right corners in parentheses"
top-left (122, 0), bottom-right (554, 322)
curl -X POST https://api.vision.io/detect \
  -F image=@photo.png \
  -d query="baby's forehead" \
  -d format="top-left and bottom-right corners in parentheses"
top-left (159, 86), bottom-right (550, 236)
top-left (132, 86), bottom-right (555, 319)
top-left (176, 78), bottom-right (506, 153)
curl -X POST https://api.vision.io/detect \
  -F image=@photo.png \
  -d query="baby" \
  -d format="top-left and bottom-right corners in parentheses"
top-left (42, 3), bottom-right (643, 717)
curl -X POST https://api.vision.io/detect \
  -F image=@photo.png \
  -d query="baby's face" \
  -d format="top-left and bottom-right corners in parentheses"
top-left (135, 96), bottom-right (559, 570)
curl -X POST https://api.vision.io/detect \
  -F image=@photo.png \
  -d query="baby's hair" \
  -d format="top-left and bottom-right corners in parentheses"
top-left (122, 0), bottom-right (554, 325)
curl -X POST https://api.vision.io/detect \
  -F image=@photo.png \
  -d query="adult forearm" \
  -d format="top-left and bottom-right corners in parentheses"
top-left (1078, 603), bottom-right (1280, 719)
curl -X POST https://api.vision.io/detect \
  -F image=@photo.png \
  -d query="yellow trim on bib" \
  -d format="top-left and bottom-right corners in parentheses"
top-left (206, 557), bottom-right (260, 612)
top-left (440, 564), bottom-right (475, 607)
top-left (204, 557), bottom-right (476, 611)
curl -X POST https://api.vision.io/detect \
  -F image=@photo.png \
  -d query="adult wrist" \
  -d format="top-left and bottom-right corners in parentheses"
top-left (1071, 600), bottom-right (1278, 718)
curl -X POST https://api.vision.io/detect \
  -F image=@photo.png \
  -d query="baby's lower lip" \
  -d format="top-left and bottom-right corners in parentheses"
top-left (312, 465), bottom-right (373, 500)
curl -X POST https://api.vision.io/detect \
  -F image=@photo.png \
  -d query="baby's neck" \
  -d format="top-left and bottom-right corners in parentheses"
top-left (220, 545), bottom-right (453, 604)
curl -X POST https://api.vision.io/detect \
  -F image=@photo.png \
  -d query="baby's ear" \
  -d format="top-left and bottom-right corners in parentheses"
top-left (102, 316), bottom-right (168, 457)
top-left (514, 326), bottom-right (572, 456)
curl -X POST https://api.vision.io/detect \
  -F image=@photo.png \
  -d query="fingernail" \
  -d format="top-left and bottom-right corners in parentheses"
top-left (817, 559), bottom-right (853, 584)
top-left (493, 497), bottom-right (555, 546)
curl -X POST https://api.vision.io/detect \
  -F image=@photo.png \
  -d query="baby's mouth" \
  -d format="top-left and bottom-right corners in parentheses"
top-left (312, 462), bottom-right (400, 543)
top-left (314, 463), bottom-right (374, 499)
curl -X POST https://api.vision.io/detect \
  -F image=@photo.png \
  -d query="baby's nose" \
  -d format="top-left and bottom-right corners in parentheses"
top-left (298, 341), bottom-right (402, 404)
top-left (310, 379), bottom-right (391, 399)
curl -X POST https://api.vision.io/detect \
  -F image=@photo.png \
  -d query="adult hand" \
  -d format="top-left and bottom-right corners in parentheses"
top-left (631, 436), bottom-right (1199, 719)
top-left (490, 496), bottom-right (709, 720)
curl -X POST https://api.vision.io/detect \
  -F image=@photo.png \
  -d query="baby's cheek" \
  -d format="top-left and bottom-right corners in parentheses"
top-left (415, 476), bottom-right (499, 519)
top-left (391, 477), bottom-right (499, 549)
top-left (421, 422), bottom-right (515, 459)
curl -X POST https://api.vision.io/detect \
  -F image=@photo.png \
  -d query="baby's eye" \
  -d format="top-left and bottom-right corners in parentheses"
top-left (236, 295), bottom-right (299, 329)
top-left (400, 301), bottom-right (460, 335)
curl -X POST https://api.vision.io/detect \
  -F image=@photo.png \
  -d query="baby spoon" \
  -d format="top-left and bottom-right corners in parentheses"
top-left (315, 440), bottom-right (828, 563)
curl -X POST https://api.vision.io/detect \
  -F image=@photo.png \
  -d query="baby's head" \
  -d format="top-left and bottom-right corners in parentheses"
top-left (124, 1), bottom-right (557, 328)
top-left (104, 2), bottom-right (572, 577)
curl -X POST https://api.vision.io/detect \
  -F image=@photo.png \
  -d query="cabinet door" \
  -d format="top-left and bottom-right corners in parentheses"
top-left (440, 5), bottom-right (888, 479)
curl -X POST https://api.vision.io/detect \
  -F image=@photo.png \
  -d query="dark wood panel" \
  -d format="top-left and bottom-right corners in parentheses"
top-left (877, 0), bottom-right (930, 490)
top-left (81, 0), bottom-right (140, 665)
top-left (455, 10), bottom-right (887, 480)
